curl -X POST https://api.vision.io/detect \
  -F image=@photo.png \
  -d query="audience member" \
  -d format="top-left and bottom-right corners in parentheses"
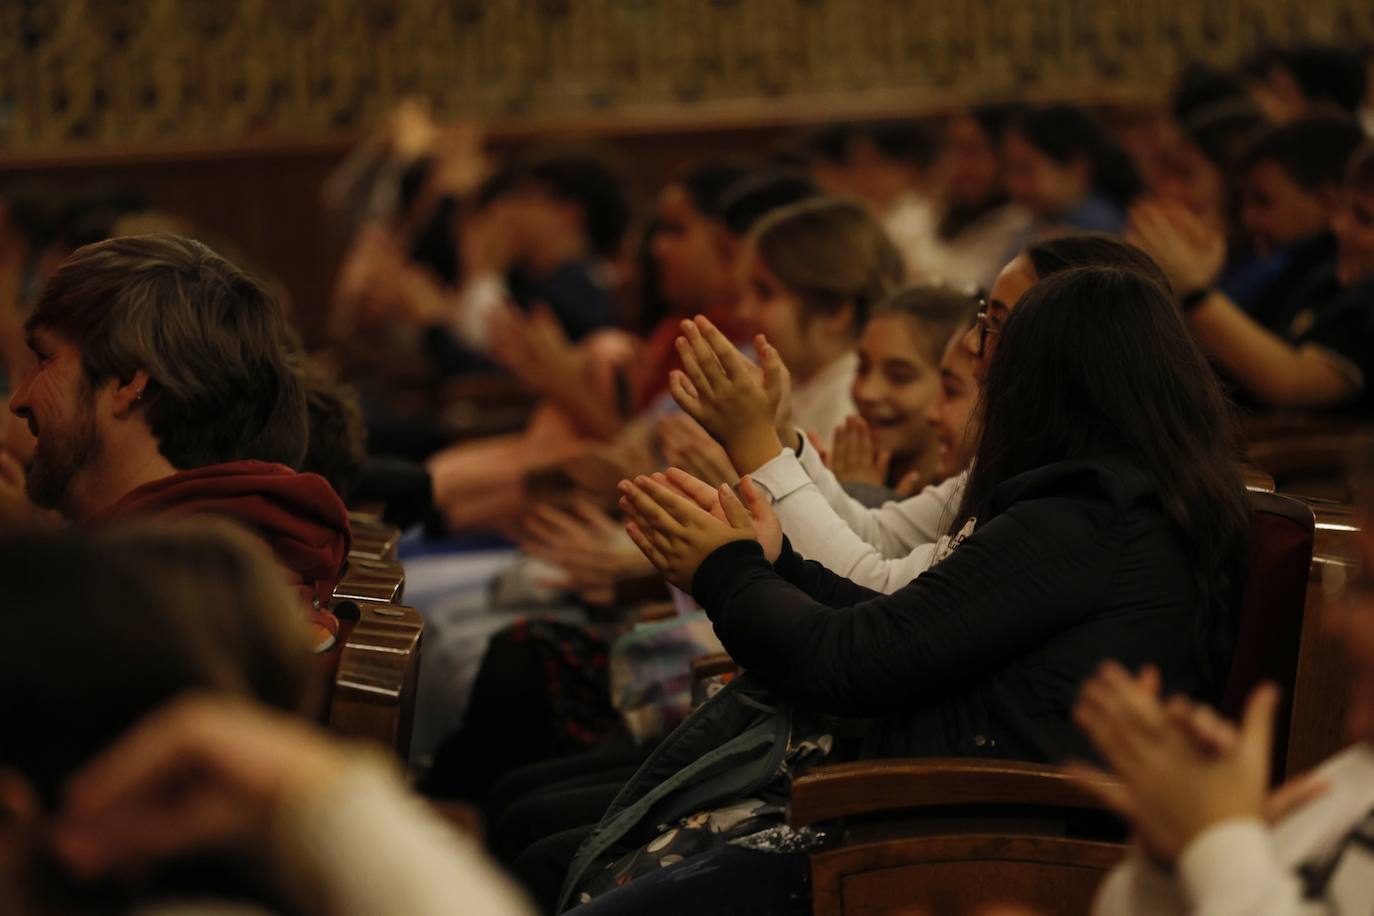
top-left (1242, 43), bottom-right (1369, 122)
top-left (833, 285), bottom-right (978, 498)
top-left (301, 360), bottom-right (368, 504)
top-left (1216, 114), bottom-right (1364, 327)
top-left (675, 234), bottom-right (1169, 593)
top-left (478, 151), bottom-right (631, 342)
top-left (1077, 447), bottom-right (1374, 915)
top-left (1130, 134), bottom-right (1374, 415)
top-left (1002, 104), bottom-right (1144, 234)
top-left (0, 523), bottom-right (532, 916)
top-left (904, 104), bottom-right (1032, 290)
top-left (8, 234), bottom-right (351, 648)
top-left (734, 196), bottom-right (904, 448)
top-left (802, 120), bottom-right (942, 278)
top-left (580, 265), bottom-right (1249, 914)
top-left (423, 162), bottom-right (749, 532)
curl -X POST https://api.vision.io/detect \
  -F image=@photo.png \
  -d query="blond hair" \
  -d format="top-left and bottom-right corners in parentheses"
top-left (749, 197), bottom-right (905, 334)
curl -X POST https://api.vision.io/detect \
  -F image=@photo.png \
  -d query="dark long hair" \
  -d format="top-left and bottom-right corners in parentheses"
top-left (956, 267), bottom-right (1250, 686)
top-left (1025, 233), bottom-right (1173, 293)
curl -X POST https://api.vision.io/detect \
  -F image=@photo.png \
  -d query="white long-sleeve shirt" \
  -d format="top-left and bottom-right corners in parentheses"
top-left (749, 439), bottom-right (966, 594)
top-left (1094, 743), bottom-right (1374, 916)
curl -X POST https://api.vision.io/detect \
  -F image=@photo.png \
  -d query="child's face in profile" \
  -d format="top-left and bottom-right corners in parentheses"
top-left (1239, 161), bottom-right (1332, 256)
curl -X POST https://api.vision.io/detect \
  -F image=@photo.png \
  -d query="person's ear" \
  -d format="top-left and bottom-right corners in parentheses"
top-left (109, 370), bottom-right (151, 420)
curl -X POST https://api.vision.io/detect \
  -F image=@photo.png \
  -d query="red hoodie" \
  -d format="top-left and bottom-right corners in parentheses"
top-left (88, 461), bottom-right (353, 625)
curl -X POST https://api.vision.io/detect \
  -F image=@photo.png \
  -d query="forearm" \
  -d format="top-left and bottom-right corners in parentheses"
top-left (793, 441), bottom-right (958, 554)
top-left (1174, 819), bottom-right (1320, 916)
top-left (774, 484), bottom-right (938, 593)
top-left (1190, 293), bottom-right (1355, 407)
top-left (273, 754), bottom-right (535, 916)
top-left (754, 446), bottom-right (957, 569)
top-left (724, 424), bottom-right (787, 476)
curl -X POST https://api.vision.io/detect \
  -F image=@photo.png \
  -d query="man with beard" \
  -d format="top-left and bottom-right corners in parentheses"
top-left (9, 233), bottom-right (350, 651)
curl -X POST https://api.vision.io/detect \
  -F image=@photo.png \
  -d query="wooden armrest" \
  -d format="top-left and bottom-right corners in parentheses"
top-left (789, 758), bottom-right (1119, 828)
top-left (1240, 463), bottom-right (1275, 493)
top-left (690, 652), bottom-right (740, 681)
top-left (329, 601), bottom-right (424, 758)
top-left (1246, 429), bottom-right (1374, 480)
top-left (334, 558), bottom-right (406, 604)
top-left (347, 514), bottom-right (402, 562)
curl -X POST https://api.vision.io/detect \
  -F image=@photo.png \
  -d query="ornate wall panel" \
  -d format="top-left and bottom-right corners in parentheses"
top-left (1, 0), bottom-right (1371, 152)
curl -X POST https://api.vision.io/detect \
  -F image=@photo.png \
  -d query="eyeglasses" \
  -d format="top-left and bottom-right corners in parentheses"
top-left (974, 297), bottom-right (998, 358)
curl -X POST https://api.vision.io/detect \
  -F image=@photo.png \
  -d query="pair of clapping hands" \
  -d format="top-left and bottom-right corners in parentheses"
top-left (1070, 662), bottom-right (1326, 867)
top-left (618, 316), bottom-right (793, 590)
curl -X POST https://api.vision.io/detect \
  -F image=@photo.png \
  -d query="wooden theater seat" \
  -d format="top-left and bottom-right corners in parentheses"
top-left (326, 599), bottom-right (424, 759)
top-left (333, 557), bottom-right (406, 605)
top-left (791, 758), bottom-right (1126, 916)
top-left (787, 488), bottom-right (1319, 915)
top-left (347, 512), bottom-right (402, 562)
top-left (1245, 419), bottom-right (1374, 502)
top-left (1284, 497), bottom-right (1363, 775)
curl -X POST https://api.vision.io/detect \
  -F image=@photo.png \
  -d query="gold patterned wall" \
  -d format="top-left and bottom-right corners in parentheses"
top-left (1, 0), bottom-right (1372, 153)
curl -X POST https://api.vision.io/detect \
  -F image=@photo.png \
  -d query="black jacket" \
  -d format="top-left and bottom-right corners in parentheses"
top-left (691, 458), bottom-right (1216, 764)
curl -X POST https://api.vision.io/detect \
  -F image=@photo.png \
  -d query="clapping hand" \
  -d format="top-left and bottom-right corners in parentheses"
top-left (1126, 197), bottom-right (1227, 297)
top-left (52, 695), bottom-right (342, 880)
top-left (655, 413), bottom-right (739, 489)
top-left (1066, 662), bottom-right (1321, 866)
top-left (520, 498), bottom-right (650, 606)
top-left (668, 316), bottom-right (790, 473)
top-left (828, 416), bottom-right (891, 486)
top-left (488, 302), bottom-right (583, 396)
top-left (619, 469), bottom-right (779, 591)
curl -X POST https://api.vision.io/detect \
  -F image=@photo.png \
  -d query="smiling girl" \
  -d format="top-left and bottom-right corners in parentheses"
top-left (735, 197), bottom-right (904, 449)
top-left (843, 286), bottom-right (979, 493)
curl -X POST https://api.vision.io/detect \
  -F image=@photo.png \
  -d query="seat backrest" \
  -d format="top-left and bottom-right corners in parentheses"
top-left (1222, 490), bottom-right (1315, 780)
top-left (790, 759), bottom-right (1125, 916)
top-left (1285, 497), bottom-right (1363, 775)
top-left (810, 834), bottom-right (1119, 916)
top-left (327, 599), bottom-right (424, 759)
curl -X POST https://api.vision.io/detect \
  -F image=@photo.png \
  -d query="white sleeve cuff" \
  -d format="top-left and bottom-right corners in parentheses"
top-left (748, 448), bottom-right (810, 503)
top-left (795, 433), bottom-right (832, 481)
top-left (1177, 817), bottom-right (1282, 912)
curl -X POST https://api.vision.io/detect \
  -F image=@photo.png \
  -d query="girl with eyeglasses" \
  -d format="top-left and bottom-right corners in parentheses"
top-left (589, 263), bottom-right (1249, 916)
top-left (665, 234), bottom-right (1179, 594)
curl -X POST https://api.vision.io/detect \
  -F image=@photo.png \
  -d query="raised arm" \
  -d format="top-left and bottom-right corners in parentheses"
top-left (1128, 199), bottom-right (1358, 409)
top-left (685, 493), bottom-right (1121, 715)
top-left (752, 443), bottom-right (961, 591)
